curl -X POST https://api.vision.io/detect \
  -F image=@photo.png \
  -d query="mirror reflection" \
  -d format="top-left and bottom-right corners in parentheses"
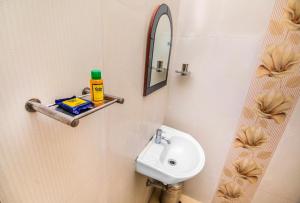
top-left (150, 15), bottom-right (172, 86)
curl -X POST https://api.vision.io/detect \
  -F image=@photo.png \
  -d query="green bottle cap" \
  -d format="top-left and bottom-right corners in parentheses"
top-left (91, 69), bottom-right (102, 80)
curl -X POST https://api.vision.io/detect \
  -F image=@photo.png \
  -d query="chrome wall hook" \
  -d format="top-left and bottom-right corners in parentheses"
top-left (175, 64), bottom-right (190, 76)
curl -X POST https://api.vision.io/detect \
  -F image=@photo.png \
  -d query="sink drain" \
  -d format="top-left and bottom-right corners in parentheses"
top-left (168, 159), bottom-right (177, 166)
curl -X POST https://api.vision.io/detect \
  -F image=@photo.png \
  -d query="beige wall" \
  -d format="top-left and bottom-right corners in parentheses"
top-left (2, 1), bottom-right (299, 203)
top-left (166, 0), bottom-right (300, 202)
top-left (0, 0), bottom-right (179, 203)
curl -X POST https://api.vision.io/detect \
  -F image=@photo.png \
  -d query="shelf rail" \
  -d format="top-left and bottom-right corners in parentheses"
top-left (25, 87), bottom-right (124, 127)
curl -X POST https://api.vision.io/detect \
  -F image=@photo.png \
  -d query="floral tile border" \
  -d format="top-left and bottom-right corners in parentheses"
top-left (212, 0), bottom-right (300, 202)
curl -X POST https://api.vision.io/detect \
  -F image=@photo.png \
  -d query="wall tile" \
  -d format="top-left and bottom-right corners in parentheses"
top-left (253, 101), bottom-right (300, 203)
top-left (0, 0), bottom-right (180, 203)
top-left (165, 34), bottom-right (264, 201)
top-left (164, 0), bottom-right (300, 202)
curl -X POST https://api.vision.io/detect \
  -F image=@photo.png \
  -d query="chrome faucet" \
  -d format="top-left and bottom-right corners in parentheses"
top-left (155, 129), bottom-right (171, 144)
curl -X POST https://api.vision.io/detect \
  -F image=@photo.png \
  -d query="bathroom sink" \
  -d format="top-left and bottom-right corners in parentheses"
top-left (136, 125), bottom-right (205, 185)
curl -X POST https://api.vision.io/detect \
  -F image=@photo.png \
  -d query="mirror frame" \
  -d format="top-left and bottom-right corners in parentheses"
top-left (143, 4), bottom-right (173, 96)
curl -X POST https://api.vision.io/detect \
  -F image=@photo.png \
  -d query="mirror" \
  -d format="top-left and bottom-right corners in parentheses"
top-left (143, 4), bottom-right (173, 96)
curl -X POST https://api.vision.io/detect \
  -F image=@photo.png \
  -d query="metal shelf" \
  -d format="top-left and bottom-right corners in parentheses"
top-left (25, 87), bottom-right (124, 127)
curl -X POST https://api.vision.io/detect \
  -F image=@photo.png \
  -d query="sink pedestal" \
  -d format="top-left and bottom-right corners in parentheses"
top-left (147, 179), bottom-right (183, 203)
top-left (160, 182), bottom-right (183, 203)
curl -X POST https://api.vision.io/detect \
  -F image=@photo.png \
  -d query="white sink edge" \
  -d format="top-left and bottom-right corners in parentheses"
top-left (136, 125), bottom-right (205, 185)
top-left (136, 125), bottom-right (206, 180)
top-left (161, 125), bottom-right (206, 176)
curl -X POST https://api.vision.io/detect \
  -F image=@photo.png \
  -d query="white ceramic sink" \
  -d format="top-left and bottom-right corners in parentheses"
top-left (136, 125), bottom-right (205, 185)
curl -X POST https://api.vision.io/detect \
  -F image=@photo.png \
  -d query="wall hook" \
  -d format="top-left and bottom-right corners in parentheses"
top-left (175, 64), bottom-right (191, 76)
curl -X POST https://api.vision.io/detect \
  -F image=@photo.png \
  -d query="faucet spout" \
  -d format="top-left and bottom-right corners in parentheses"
top-left (161, 137), bottom-right (171, 144)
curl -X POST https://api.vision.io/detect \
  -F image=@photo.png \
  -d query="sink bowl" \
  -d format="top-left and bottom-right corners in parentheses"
top-left (136, 125), bottom-right (205, 185)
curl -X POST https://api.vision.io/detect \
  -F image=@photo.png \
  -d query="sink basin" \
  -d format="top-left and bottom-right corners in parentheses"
top-left (136, 125), bottom-right (205, 185)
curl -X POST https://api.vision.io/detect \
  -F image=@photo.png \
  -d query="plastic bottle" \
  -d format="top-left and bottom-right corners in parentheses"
top-left (90, 69), bottom-right (104, 106)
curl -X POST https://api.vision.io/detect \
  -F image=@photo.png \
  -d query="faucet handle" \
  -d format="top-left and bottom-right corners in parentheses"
top-left (155, 129), bottom-right (171, 145)
top-left (155, 129), bottom-right (163, 144)
top-left (156, 129), bottom-right (163, 137)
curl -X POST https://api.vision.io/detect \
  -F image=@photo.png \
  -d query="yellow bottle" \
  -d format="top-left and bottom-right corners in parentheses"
top-left (90, 69), bottom-right (104, 106)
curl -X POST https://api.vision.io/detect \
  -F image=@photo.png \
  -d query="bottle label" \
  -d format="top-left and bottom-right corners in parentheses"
top-left (92, 84), bottom-right (104, 101)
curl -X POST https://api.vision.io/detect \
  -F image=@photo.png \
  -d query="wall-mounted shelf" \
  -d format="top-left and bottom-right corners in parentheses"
top-left (25, 87), bottom-right (124, 127)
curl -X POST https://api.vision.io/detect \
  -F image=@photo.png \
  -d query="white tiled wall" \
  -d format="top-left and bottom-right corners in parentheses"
top-left (1, 0), bottom-right (300, 203)
top-left (0, 0), bottom-right (179, 203)
top-left (164, 0), bottom-right (300, 202)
